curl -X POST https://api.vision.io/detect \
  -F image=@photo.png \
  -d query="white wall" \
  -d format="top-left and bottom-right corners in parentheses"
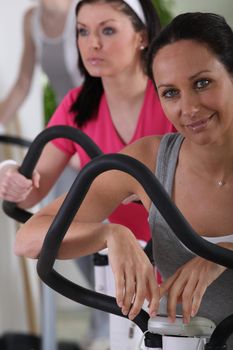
top-left (0, 1), bottom-right (42, 335)
top-left (0, 0), bottom-right (43, 138)
top-left (170, 0), bottom-right (233, 27)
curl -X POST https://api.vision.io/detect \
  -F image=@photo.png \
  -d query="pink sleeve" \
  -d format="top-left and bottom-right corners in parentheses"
top-left (46, 88), bottom-right (80, 156)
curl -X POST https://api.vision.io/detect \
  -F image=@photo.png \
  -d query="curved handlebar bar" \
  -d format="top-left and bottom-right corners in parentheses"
top-left (1, 126), bottom-right (151, 332)
top-left (2, 126), bottom-right (233, 342)
top-left (0, 134), bottom-right (31, 148)
top-left (37, 152), bottom-right (233, 335)
top-left (2, 126), bottom-right (102, 223)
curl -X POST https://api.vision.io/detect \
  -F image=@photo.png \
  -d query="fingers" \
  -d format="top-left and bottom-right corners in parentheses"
top-left (147, 276), bottom-right (160, 317)
top-left (122, 267), bottom-right (136, 317)
top-left (0, 169), bottom-right (34, 202)
top-left (166, 273), bottom-right (185, 323)
top-left (164, 268), bottom-right (208, 324)
top-left (115, 263), bottom-right (159, 321)
top-left (108, 228), bottom-right (159, 321)
top-left (190, 280), bottom-right (207, 318)
top-left (180, 276), bottom-right (198, 324)
top-left (114, 264), bottom-right (125, 309)
top-left (160, 270), bottom-right (179, 298)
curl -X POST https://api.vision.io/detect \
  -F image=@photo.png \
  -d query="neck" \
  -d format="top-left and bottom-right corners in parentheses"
top-left (102, 70), bottom-right (148, 104)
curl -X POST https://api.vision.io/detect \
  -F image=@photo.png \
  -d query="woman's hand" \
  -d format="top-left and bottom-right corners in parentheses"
top-left (0, 163), bottom-right (40, 202)
top-left (160, 256), bottom-right (226, 324)
top-left (106, 225), bottom-right (160, 320)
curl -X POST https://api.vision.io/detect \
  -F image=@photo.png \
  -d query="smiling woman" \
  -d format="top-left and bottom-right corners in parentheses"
top-left (153, 39), bottom-right (232, 143)
top-left (14, 11), bottom-right (233, 348)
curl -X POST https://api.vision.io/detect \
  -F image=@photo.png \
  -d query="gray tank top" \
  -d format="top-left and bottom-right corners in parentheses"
top-left (149, 133), bottom-right (233, 346)
top-left (31, 1), bottom-right (82, 103)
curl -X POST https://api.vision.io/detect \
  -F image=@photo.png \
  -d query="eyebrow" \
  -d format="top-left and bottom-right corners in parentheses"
top-left (189, 70), bottom-right (211, 80)
top-left (157, 70), bottom-right (212, 89)
top-left (77, 19), bottom-right (117, 26)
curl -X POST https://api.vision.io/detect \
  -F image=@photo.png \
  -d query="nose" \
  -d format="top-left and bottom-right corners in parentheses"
top-left (180, 92), bottom-right (200, 118)
top-left (89, 33), bottom-right (102, 50)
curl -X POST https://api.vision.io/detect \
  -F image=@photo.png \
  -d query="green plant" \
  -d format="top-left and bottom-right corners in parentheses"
top-left (43, 80), bottom-right (57, 126)
top-left (152, 0), bottom-right (174, 26)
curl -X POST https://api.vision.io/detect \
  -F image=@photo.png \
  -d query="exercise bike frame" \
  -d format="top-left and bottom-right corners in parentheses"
top-left (3, 126), bottom-right (233, 349)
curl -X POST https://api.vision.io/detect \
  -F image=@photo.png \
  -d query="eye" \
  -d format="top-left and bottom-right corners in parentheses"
top-left (161, 88), bottom-right (179, 99)
top-left (102, 27), bottom-right (116, 35)
top-left (195, 79), bottom-right (210, 90)
top-left (77, 27), bottom-right (89, 37)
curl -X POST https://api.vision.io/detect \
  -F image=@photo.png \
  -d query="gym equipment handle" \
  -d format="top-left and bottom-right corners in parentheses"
top-left (2, 125), bottom-right (102, 223)
top-left (36, 152), bottom-right (233, 335)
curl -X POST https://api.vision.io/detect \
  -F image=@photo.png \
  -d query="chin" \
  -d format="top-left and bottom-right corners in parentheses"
top-left (189, 132), bottom-right (218, 146)
top-left (181, 128), bottom-right (212, 145)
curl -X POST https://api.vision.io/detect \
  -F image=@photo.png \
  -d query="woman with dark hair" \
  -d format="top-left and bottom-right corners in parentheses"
top-left (0, 0), bottom-right (174, 246)
top-left (0, 1), bottom-right (174, 348)
top-left (16, 12), bottom-right (233, 348)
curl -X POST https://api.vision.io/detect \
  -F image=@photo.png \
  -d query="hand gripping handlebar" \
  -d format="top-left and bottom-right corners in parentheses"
top-left (2, 125), bottom-right (102, 223)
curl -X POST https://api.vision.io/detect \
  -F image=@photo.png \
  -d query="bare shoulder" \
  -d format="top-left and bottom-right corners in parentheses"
top-left (23, 5), bottom-right (37, 32)
top-left (24, 6), bottom-right (36, 23)
top-left (120, 135), bottom-right (162, 173)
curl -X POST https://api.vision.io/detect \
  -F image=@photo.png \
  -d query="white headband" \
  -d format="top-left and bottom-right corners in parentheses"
top-left (76, 0), bottom-right (146, 25)
top-left (123, 0), bottom-right (146, 24)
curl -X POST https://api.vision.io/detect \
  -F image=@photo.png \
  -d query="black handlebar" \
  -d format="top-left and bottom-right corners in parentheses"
top-left (2, 127), bottom-right (233, 346)
top-left (38, 153), bottom-right (233, 270)
top-left (37, 152), bottom-right (233, 341)
top-left (1, 126), bottom-right (151, 332)
top-left (0, 134), bottom-right (31, 148)
top-left (2, 126), bottom-right (102, 223)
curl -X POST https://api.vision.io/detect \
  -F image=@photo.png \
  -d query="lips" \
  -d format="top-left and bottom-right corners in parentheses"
top-left (185, 114), bottom-right (215, 132)
top-left (87, 57), bottom-right (104, 65)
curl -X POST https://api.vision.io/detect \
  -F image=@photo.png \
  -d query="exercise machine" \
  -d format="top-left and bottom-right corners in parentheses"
top-left (3, 127), bottom-right (233, 349)
top-left (3, 126), bottom-right (155, 350)
top-left (1, 126), bottom-right (102, 350)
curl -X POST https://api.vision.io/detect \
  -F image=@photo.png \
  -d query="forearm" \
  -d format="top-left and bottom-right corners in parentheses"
top-left (218, 241), bottom-right (233, 251)
top-left (15, 213), bottom-right (119, 259)
top-left (17, 186), bottom-right (49, 209)
top-left (0, 77), bottom-right (32, 124)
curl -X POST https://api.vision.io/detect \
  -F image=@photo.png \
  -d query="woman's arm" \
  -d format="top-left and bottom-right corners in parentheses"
top-left (15, 135), bottom-right (159, 257)
top-left (160, 241), bottom-right (233, 324)
top-left (15, 136), bottom-right (161, 319)
top-left (0, 8), bottom-right (37, 124)
top-left (15, 176), bottom-right (159, 320)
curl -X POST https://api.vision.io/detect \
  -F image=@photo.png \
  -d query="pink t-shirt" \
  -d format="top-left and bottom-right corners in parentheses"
top-left (47, 80), bottom-right (175, 241)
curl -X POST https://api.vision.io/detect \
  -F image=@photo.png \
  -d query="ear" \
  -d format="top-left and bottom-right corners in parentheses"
top-left (139, 30), bottom-right (148, 50)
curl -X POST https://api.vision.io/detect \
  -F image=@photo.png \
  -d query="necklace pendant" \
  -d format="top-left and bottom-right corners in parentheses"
top-left (218, 180), bottom-right (225, 187)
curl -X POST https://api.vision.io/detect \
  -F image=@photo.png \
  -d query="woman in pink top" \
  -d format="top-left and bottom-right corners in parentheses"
top-left (0, 1), bottom-right (174, 347)
top-left (0, 0), bottom-right (174, 243)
